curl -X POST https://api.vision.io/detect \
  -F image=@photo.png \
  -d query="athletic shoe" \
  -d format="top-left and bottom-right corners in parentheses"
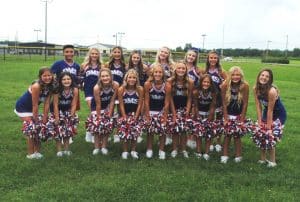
top-left (137, 136), bottom-right (143, 143)
top-left (209, 145), bottom-right (214, 152)
top-left (85, 132), bottom-right (93, 143)
top-left (113, 135), bottom-right (120, 143)
top-left (257, 160), bottom-right (266, 164)
top-left (182, 150), bottom-right (189, 158)
top-left (146, 150), bottom-right (153, 158)
top-left (171, 150), bottom-right (178, 158)
top-left (56, 151), bottom-right (64, 157)
top-left (69, 137), bottom-right (73, 144)
top-left (121, 152), bottom-right (129, 159)
top-left (220, 156), bottom-right (229, 164)
top-left (101, 148), bottom-right (108, 155)
top-left (194, 152), bottom-right (202, 158)
top-left (26, 153), bottom-right (36, 159)
top-left (267, 161), bottom-right (277, 168)
top-left (64, 151), bottom-right (72, 156)
top-left (131, 151), bottom-right (139, 159)
top-left (215, 144), bottom-right (222, 152)
top-left (158, 150), bottom-right (166, 160)
top-left (234, 156), bottom-right (242, 163)
top-left (187, 139), bottom-right (196, 149)
top-left (92, 148), bottom-right (100, 155)
top-left (165, 136), bottom-right (172, 145)
top-left (34, 152), bottom-right (43, 159)
top-left (203, 153), bottom-right (210, 161)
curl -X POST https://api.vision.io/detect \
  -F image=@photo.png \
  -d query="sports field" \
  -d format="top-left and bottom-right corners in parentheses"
top-left (0, 56), bottom-right (299, 201)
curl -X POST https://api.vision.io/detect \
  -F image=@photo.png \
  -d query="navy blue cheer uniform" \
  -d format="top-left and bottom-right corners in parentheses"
top-left (83, 66), bottom-right (100, 100)
top-left (51, 89), bottom-right (74, 112)
top-left (149, 82), bottom-right (166, 112)
top-left (110, 63), bottom-right (125, 86)
top-left (51, 60), bottom-right (80, 85)
top-left (208, 69), bottom-right (224, 113)
top-left (132, 67), bottom-right (148, 87)
top-left (198, 91), bottom-right (213, 117)
top-left (227, 87), bottom-right (243, 116)
top-left (123, 90), bottom-right (139, 115)
top-left (188, 67), bottom-right (200, 87)
top-left (90, 87), bottom-right (114, 112)
top-left (173, 84), bottom-right (188, 110)
top-left (15, 83), bottom-right (50, 115)
top-left (258, 92), bottom-right (287, 124)
top-left (162, 63), bottom-right (172, 79)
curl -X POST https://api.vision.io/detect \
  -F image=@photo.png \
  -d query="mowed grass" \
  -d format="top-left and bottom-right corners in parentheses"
top-left (0, 56), bottom-right (299, 201)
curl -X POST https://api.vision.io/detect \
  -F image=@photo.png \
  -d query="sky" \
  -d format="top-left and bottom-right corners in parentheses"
top-left (1, 0), bottom-right (300, 50)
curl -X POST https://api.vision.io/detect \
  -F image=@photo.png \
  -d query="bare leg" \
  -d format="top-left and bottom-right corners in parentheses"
top-left (223, 136), bottom-right (231, 156)
top-left (205, 138), bottom-right (211, 154)
top-left (234, 137), bottom-right (242, 157)
top-left (131, 140), bottom-right (137, 151)
top-left (94, 134), bottom-right (100, 149)
top-left (172, 134), bottom-right (179, 151)
top-left (260, 149), bottom-right (266, 161)
top-left (146, 133), bottom-right (154, 150)
top-left (26, 137), bottom-right (34, 155)
top-left (196, 136), bottom-right (202, 153)
top-left (269, 148), bottom-right (276, 163)
top-left (180, 134), bottom-right (187, 151)
top-left (159, 135), bottom-right (166, 151)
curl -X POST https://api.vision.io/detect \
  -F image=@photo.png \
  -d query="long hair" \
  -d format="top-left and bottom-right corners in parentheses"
top-left (122, 69), bottom-right (140, 89)
top-left (37, 67), bottom-right (54, 91)
top-left (184, 49), bottom-right (199, 67)
top-left (254, 68), bottom-right (274, 99)
top-left (97, 68), bottom-right (113, 90)
top-left (108, 46), bottom-right (126, 71)
top-left (81, 47), bottom-right (102, 70)
top-left (57, 72), bottom-right (76, 95)
top-left (170, 61), bottom-right (189, 96)
top-left (154, 46), bottom-right (174, 66)
top-left (205, 50), bottom-right (222, 73)
top-left (198, 74), bottom-right (215, 93)
top-left (224, 66), bottom-right (247, 106)
top-left (128, 50), bottom-right (144, 80)
top-left (147, 64), bottom-right (165, 83)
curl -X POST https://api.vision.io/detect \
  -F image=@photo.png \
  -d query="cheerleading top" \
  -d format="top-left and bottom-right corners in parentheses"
top-left (15, 83), bottom-right (50, 113)
top-left (162, 63), bottom-right (172, 79)
top-left (227, 87), bottom-right (243, 116)
top-left (123, 90), bottom-right (139, 114)
top-left (173, 83), bottom-right (188, 110)
top-left (258, 95), bottom-right (287, 124)
top-left (149, 82), bottom-right (166, 112)
top-left (56, 89), bottom-right (74, 112)
top-left (208, 68), bottom-right (224, 108)
top-left (188, 67), bottom-right (200, 87)
top-left (51, 60), bottom-right (80, 84)
top-left (110, 63), bottom-right (125, 86)
top-left (91, 87), bottom-right (114, 111)
top-left (131, 66), bottom-right (148, 86)
top-left (83, 65), bottom-right (100, 98)
top-left (198, 91), bottom-right (213, 113)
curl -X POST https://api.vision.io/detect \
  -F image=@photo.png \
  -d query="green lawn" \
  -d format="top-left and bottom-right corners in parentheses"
top-left (0, 56), bottom-right (299, 201)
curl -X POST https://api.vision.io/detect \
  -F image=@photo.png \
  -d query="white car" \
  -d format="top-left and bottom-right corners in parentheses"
top-left (223, 57), bottom-right (233, 61)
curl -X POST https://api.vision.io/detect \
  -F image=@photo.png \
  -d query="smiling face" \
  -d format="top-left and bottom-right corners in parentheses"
top-left (40, 70), bottom-right (53, 84)
top-left (186, 50), bottom-right (197, 64)
top-left (63, 48), bottom-right (75, 61)
top-left (159, 47), bottom-right (170, 61)
top-left (90, 49), bottom-right (100, 63)
top-left (61, 74), bottom-right (72, 88)
top-left (202, 76), bottom-right (211, 90)
top-left (100, 70), bottom-right (111, 85)
top-left (175, 63), bottom-right (187, 77)
top-left (112, 48), bottom-right (122, 60)
top-left (258, 70), bottom-right (270, 85)
top-left (131, 53), bottom-right (141, 66)
top-left (208, 53), bottom-right (218, 67)
top-left (231, 70), bottom-right (242, 84)
top-left (152, 66), bottom-right (164, 82)
top-left (126, 73), bottom-right (137, 86)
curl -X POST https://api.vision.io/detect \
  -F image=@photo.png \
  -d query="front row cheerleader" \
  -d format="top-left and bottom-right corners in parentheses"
top-left (144, 64), bottom-right (172, 159)
top-left (118, 69), bottom-right (144, 159)
top-left (89, 68), bottom-right (118, 155)
top-left (193, 74), bottom-right (216, 160)
top-left (253, 68), bottom-right (286, 167)
top-left (220, 66), bottom-right (249, 163)
top-left (169, 61), bottom-right (194, 158)
top-left (52, 72), bottom-right (79, 157)
top-left (14, 67), bottom-right (54, 159)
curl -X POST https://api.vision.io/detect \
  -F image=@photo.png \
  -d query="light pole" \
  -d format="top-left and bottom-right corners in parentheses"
top-left (201, 34), bottom-right (207, 52)
top-left (41, 0), bottom-right (52, 61)
top-left (118, 32), bottom-right (125, 47)
top-left (113, 33), bottom-right (118, 46)
top-left (266, 40), bottom-right (272, 58)
top-left (34, 29), bottom-right (41, 42)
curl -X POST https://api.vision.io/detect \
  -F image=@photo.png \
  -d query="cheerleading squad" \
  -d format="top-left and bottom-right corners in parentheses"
top-left (14, 45), bottom-right (287, 168)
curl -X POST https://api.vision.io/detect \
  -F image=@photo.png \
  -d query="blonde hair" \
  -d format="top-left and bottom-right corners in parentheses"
top-left (97, 68), bottom-right (113, 90)
top-left (184, 49), bottom-right (198, 67)
top-left (122, 69), bottom-right (140, 89)
top-left (81, 47), bottom-right (102, 70)
top-left (154, 46), bottom-right (174, 67)
top-left (170, 61), bottom-right (189, 96)
top-left (147, 64), bottom-right (165, 83)
top-left (225, 66), bottom-right (247, 106)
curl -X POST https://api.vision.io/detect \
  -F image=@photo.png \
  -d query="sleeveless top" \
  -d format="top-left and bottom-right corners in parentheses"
top-left (91, 86), bottom-right (114, 111)
top-left (123, 90), bottom-right (139, 114)
top-left (149, 82), bottom-right (166, 112)
top-left (173, 83), bottom-right (188, 110)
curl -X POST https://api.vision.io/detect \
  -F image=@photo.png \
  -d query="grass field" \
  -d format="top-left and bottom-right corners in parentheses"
top-left (0, 56), bottom-right (299, 201)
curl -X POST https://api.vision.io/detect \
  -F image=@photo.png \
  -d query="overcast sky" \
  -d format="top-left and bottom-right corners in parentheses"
top-left (1, 0), bottom-right (300, 50)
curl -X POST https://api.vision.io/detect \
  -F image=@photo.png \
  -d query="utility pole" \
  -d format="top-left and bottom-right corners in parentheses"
top-left (118, 32), bottom-right (125, 47)
top-left (34, 29), bottom-right (41, 42)
top-left (113, 33), bottom-right (118, 46)
top-left (201, 34), bottom-right (207, 52)
top-left (41, 0), bottom-right (52, 61)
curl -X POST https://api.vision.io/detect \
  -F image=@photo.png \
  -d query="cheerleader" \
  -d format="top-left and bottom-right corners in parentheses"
top-left (14, 67), bottom-right (54, 159)
top-left (118, 69), bottom-right (144, 159)
top-left (253, 68), bottom-right (287, 167)
top-left (90, 68), bottom-right (119, 155)
top-left (53, 72), bottom-right (79, 157)
top-left (168, 61), bottom-right (194, 158)
top-left (127, 50), bottom-right (150, 87)
top-left (184, 48), bottom-right (201, 149)
top-left (202, 50), bottom-right (227, 152)
top-left (193, 74), bottom-right (216, 160)
top-left (105, 46), bottom-right (126, 143)
top-left (81, 47), bottom-right (102, 143)
top-left (144, 64), bottom-right (172, 159)
top-left (151, 46), bottom-right (175, 145)
top-left (220, 66), bottom-right (249, 163)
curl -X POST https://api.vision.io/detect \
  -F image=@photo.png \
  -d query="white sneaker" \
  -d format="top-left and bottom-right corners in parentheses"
top-left (234, 156), bottom-right (242, 163)
top-left (131, 151), bottom-right (139, 159)
top-left (137, 136), bottom-right (143, 143)
top-left (114, 135), bottom-right (120, 143)
top-left (34, 152), bottom-right (43, 159)
top-left (182, 150), bottom-right (189, 158)
top-left (69, 137), bottom-right (73, 144)
top-left (215, 144), bottom-right (222, 152)
top-left (92, 148), bottom-right (100, 155)
top-left (194, 152), bottom-right (202, 158)
top-left (101, 148), bottom-right (108, 155)
top-left (203, 153), bottom-right (210, 161)
top-left (209, 145), bottom-right (214, 152)
top-left (56, 151), bottom-right (64, 157)
top-left (165, 136), bottom-right (172, 145)
top-left (221, 156), bottom-right (229, 164)
top-left (64, 151), bottom-right (72, 156)
top-left (146, 150), bottom-right (153, 158)
top-left (267, 161), bottom-right (277, 168)
top-left (158, 150), bottom-right (166, 160)
top-left (171, 150), bottom-right (178, 158)
top-left (85, 132), bottom-right (93, 143)
top-left (257, 160), bottom-right (266, 164)
top-left (187, 139), bottom-right (196, 149)
top-left (26, 153), bottom-right (36, 159)
top-left (121, 152), bottom-right (129, 159)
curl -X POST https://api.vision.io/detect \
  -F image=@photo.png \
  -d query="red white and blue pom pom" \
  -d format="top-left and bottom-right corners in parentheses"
top-left (166, 108), bottom-right (193, 135)
top-left (22, 118), bottom-right (42, 140)
top-left (117, 113), bottom-right (143, 141)
top-left (56, 111), bottom-right (79, 140)
top-left (39, 114), bottom-right (56, 141)
top-left (192, 118), bottom-right (215, 139)
top-left (224, 117), bottom-right (253, 138)
top-left (85, 112), bottom-right (115, 136)
top-left (211, 119), bottom-right (225, 137)
top-left (145, 111), bottom-right (167, 136)
top-left (251, 119), bottom-right (284, 150)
